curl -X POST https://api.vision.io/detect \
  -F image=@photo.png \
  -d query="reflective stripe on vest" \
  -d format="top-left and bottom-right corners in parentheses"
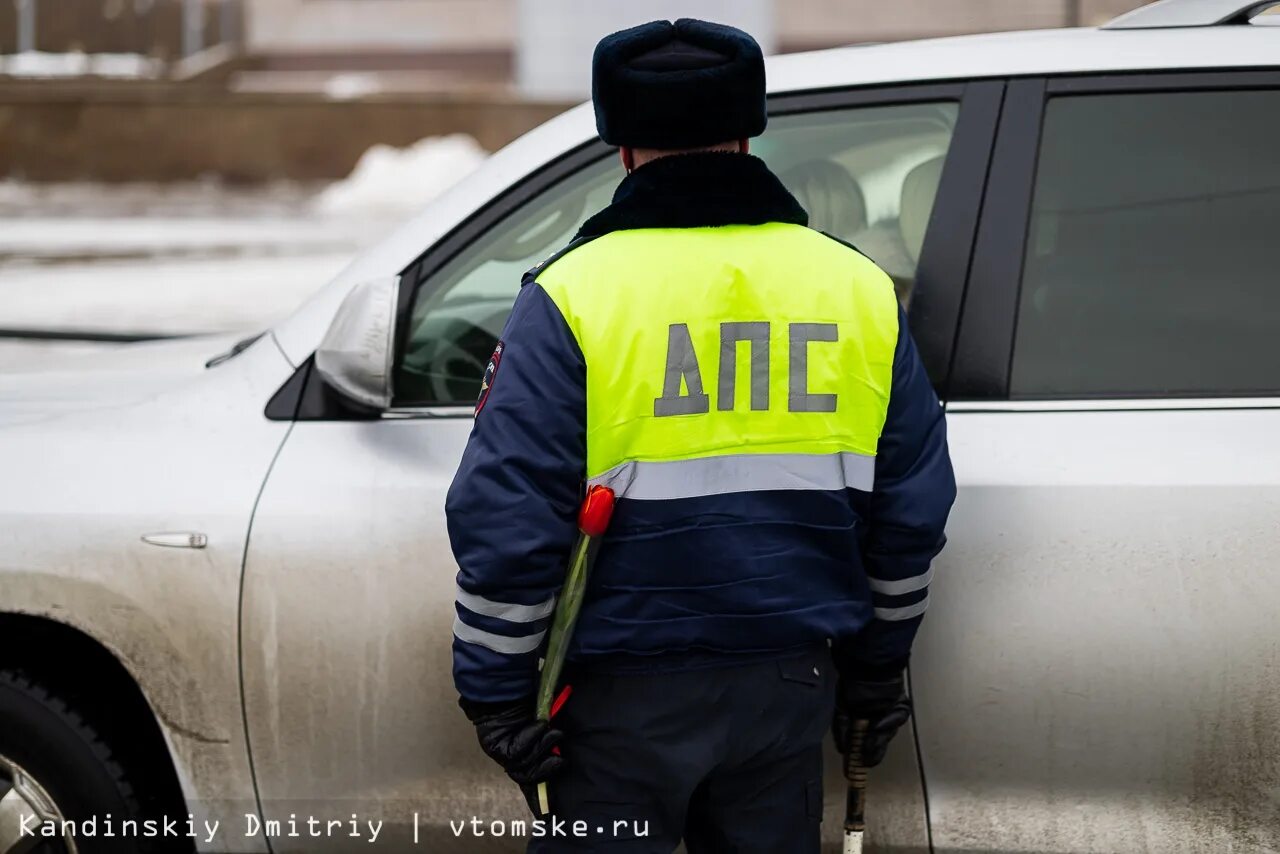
top-left (537, 223), bottom-right (899, 495)
top-left (587, 451), bottom-right (875, 501)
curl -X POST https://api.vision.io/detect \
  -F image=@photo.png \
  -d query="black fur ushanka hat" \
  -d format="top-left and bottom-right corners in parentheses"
top-left (591, 18), bottom-right (767, 149)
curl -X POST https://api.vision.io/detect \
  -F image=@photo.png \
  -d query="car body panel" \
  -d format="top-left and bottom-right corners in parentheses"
top-left (918, 405), bottom-right (1280, 852)
top-left (0, 335), bottom-right (294, 852)
top-left (240, 418), bottom-right (475, 850)
top-left (0, 333), bottom-right (243, 424)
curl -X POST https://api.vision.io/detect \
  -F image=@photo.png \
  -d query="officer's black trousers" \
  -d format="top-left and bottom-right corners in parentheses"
top-left (529, 644), bottom-right (836, 853)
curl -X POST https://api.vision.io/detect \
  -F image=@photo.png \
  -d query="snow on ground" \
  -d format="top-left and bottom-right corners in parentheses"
top-left (0, 180), bottom-right (320, 219)
top-left (0, 52), bottom-right (162, 78)
top-left (0, 339), bottom-right (137, 374)
top-left (322, 72), bottom-right (384, 100)
top-left (1, 253), bottom-right (353, 335)
top-left (0, 217), bottom-right (377, 261)
top-left (312, 133), bottom-right (487, 217)
top-left (0, 135), bottom-right (490, 372)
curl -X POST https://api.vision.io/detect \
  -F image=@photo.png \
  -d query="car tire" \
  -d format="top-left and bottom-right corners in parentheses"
top-left (0, 670), bottom-right (143, 854)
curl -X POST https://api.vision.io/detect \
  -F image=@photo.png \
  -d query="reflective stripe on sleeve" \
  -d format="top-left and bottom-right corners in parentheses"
top-left (586, 451), bottom-right (874, 500)
top-left (873, 594), bottom-right (930, 621)
top-left (455, 586), bottom-right (556, 623)
top-left (867, 566), bottom-right (934, 596)
top-left (452, 616), bottom-right (546, 655)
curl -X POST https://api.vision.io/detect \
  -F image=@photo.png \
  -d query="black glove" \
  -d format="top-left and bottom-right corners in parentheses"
top-left (833, 669), bottom-right (912, 769)
top-left (460, 697), bottom-right (564, 811)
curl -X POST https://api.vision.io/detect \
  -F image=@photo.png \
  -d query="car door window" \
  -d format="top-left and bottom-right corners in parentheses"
top-left (1010, 89), bottom-right (1280, 398)
top-left (395, 156), bottom-right (621, 406)
top-left (394, 100), bottom-right (959, 407)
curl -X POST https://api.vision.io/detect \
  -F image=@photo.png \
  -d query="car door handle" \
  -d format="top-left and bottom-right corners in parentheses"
top-left (141, 532), bottom-right (208, 549)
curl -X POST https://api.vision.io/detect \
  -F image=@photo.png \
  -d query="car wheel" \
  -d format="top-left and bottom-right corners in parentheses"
top-left (0, 671), bottom-right (142, 854)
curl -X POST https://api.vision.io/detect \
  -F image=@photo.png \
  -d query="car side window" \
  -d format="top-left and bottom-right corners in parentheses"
top-left (1010, 89), bottom-right (1280, 398)
top-left (394, 100), bottom-right (959, 408)
top-left (766, 102), bottom-right (957, 308)
top-left (394, 157), bottom-right (622, 406)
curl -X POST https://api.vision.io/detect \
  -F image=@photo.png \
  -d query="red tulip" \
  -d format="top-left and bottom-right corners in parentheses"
top-left (577, 485), bottom-right (616, 537)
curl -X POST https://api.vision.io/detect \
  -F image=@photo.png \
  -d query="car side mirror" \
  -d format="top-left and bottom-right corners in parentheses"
top-left (314, 276), bottom-right (400, 410)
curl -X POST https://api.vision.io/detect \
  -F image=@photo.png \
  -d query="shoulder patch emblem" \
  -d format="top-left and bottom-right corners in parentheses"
top-left (475, 340), bottom-right (504, 416)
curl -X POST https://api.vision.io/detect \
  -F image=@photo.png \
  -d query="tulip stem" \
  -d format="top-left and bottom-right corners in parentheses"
top-left (537, 531), bottom-right (593, 721)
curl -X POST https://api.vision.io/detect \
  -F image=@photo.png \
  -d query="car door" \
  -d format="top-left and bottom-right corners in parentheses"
top-left (239, 80), bottom-right (1000, 852)
top-left (916, 74), bottom-right (1280, 853)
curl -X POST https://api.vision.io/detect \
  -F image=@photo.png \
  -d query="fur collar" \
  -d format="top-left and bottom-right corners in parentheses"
top-left (577, 151), bottom-right (808, 239)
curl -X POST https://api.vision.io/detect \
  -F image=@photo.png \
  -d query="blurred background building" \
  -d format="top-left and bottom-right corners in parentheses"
top-left (0, 0), bottom-right (1149, 182)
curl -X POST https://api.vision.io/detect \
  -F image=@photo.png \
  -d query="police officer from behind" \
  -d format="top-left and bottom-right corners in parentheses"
top-left (446, 19), bottom-right (955, 853)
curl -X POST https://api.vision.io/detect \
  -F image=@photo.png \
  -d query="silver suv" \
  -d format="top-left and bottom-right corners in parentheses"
top-left (2, 1), bottom-right (1279, 851)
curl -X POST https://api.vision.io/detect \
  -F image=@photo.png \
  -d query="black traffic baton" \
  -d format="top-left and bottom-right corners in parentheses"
top-left (842, 717), bottom-right (870, 854)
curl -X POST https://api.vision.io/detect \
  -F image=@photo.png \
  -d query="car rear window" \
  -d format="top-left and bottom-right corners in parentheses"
top-left (1009, 88), bottom-right (1280, 398)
